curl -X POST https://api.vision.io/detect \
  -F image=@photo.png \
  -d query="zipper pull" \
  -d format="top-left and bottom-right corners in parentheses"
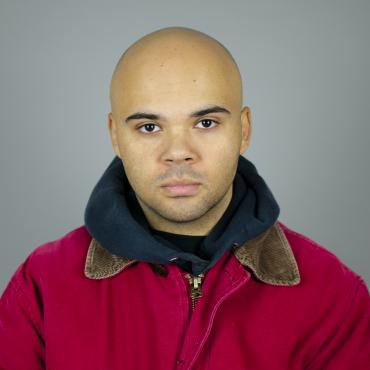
top-left (186, 273), bottom-right (205, 310)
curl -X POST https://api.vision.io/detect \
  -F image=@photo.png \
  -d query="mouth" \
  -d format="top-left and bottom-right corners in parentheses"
top-left (161, 183), bottom-right (201, 197)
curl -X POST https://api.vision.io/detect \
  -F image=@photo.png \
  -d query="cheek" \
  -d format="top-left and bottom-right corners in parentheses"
top-left (204, 134), bottom-right (240, 163)
top-left (120, 154), bottom-right (157, 195)
top-left (208, 153), bottom-right (238, 182)
top-left (119, 130), bottom-right (161, 158)
top-left (200, 125), bottom-right (241, 153)
top-left (123, 163), bottom-right (152, 196)
top-left (205, 136), bottom-right (241, 180)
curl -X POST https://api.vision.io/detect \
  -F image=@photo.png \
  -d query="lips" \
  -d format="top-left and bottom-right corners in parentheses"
top-left (161, 181), bottom-right (201, 196)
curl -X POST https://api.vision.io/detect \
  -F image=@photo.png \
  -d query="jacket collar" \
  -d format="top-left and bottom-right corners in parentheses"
top-left (84, 222), bottom-right (300, 286)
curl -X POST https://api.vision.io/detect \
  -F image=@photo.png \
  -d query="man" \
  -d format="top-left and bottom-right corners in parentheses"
top-left (0, 26), bottom-right (369, 369)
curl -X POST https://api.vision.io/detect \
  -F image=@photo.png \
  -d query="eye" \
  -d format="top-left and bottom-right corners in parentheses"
top-left (137, 123), bottom-right (160, 134)
top-left (195, 119), bottom-right (219, 129)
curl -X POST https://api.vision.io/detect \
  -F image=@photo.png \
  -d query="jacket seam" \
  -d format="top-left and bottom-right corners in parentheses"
top-left (281, 225), bottom-right (357, 281)
top-left (12, 265), bottom-right (44, 338)
top-left (186, 274), bottom-right (248, 369)
top-left (280, 224), bottom-right (326, 252)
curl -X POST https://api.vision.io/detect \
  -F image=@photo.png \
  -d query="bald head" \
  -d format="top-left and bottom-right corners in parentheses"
top-left (107, 27), bottom-right (252, 235)
top-left (110, 27), bottom-right (243, 117)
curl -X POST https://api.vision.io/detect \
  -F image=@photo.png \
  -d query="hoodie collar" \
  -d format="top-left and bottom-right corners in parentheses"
top-left (84, 221), bottom-right (301, 286)
top-left (84, 155), bottom-right (282, 276)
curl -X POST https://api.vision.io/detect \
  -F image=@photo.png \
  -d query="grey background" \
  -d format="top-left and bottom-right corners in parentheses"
top-left (0, 0), bottom-right (369, 294)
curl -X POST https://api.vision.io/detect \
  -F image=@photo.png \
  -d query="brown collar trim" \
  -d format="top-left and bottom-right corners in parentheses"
top-left (84, 222), bottom-right (301, 286)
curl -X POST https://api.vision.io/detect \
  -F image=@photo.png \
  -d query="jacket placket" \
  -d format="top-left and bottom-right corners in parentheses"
top-left (173, 253), bottom-right (251, 370)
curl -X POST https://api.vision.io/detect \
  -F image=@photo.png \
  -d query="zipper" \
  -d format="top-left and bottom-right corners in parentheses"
top-left (185, 272), bottom-right (205, 311)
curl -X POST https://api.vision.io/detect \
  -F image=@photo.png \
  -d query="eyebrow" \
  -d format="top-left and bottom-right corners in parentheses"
top-left (124, 105), bottom-right (231, 123)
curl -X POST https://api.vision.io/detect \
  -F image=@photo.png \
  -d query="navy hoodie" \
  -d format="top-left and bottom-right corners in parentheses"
top-left (84, 155), bottom-right (280, 276)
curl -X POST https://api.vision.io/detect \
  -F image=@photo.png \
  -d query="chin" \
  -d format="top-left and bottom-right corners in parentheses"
top-left (162, 203), bottom-right (209, 221)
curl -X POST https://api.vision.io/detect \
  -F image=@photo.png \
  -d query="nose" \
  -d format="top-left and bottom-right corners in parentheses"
top-left (161, 131), bottom-right (198, 166)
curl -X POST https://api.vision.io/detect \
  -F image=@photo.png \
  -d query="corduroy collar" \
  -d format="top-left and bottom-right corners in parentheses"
top-left (84, 221), bottom-right (301, 287)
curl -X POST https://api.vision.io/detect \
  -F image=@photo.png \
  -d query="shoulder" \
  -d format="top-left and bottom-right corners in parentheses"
top-left (277, 220), bottom-right (367, 295)
top-left (14, 225), bottom-right (92, 286)
top-left (29, 225), bottom-right (91, 259)
top-left (1, 225), bottom-right (92, 322)
top-left (276, 221), bottom-right (370, 367)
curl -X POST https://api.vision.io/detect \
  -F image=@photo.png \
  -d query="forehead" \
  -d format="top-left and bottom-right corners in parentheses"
top-left (114, 62), bottom-right (239, 114)
top-left (111, 41), bottom-right (242, 114)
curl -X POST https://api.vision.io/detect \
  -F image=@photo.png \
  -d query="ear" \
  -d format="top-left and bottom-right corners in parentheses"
top-left (239, 106), bottom-right (252, 155)
top-left (108, 112), bottom-right (122, 159)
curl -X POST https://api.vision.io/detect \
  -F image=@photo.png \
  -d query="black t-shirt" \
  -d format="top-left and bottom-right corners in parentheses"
top-left (150, 228), bottom-right (204, 254)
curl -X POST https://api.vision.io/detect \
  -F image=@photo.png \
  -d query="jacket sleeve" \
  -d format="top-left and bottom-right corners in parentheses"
top-left (307, 276), bottom-right (370, 370)
top-left (0, 257), bottom-right (45, 370)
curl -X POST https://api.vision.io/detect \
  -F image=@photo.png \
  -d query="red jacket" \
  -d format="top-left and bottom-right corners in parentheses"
top-left (0, 221), bottom-right (369, 369)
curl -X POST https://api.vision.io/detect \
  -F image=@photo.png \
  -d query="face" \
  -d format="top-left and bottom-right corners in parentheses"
top-left (108, 39), bottom-right (251, 234)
